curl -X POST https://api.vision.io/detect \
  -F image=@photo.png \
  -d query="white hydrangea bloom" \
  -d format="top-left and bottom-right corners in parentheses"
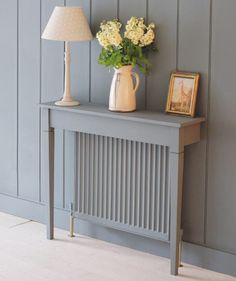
top-left (124, 16), bottom-right (155, 47)
top-left (139, 29), bottom-right (155, 47)
top-left (96, 17), bottom-right (156, 50)
top-left (96, 19), bottom-right (122, 49)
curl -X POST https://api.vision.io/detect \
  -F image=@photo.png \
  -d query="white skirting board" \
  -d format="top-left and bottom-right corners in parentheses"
top-left (0, 192), bottom-right (235, 278)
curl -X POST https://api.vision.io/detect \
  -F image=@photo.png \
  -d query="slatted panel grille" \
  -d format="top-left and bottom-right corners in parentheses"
top-left (76, 132), bottom-right (170, 241)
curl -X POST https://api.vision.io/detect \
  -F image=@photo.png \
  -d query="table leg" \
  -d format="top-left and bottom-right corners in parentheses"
top-left (47, 129), bottom-right (54, 239)
top-left (69, 203), bottom-right (75, 237)
top-left (170, 151), bottom-right (184, 275)
top-left (42, 109), bottom-right (55, 240)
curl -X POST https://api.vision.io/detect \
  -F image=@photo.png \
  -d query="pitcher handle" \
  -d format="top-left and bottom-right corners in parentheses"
top-left (132, 72), bottom-right (140, 93)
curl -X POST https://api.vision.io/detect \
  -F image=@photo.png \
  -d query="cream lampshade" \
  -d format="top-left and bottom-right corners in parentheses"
top-left (42, 6), bottom-right (93, 106)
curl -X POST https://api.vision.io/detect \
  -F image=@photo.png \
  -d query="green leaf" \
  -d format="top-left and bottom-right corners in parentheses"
top-left (97, 37), bottom-right (156, 74)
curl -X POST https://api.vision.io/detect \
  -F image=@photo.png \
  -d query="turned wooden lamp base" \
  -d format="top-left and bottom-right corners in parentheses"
top-left (55, 99), bottom-right (80, 106)
top-left (55, 42), bottom-right (80, 107)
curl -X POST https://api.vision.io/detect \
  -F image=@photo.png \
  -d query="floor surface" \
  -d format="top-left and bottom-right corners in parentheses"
top-left (0, 212), bottom-right (235, 281)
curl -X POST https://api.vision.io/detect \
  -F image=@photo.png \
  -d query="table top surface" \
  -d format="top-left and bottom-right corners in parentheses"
top-left (40, 102), bottom-right (205, 128)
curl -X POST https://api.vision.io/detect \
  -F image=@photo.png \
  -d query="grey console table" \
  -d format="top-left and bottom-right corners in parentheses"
top-left (40, 102), bottom-right (204, 275)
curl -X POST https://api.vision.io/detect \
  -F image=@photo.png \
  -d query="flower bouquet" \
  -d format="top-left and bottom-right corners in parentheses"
top-left (96, 16), bottom-right (156, 73)
top-left (96, 17), bottom-right (157, 112)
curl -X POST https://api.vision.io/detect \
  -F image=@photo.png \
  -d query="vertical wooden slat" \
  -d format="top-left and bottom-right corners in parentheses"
top-left (141, 143), bottom-right (146, 228)
top-left (179, 0), bottom-right (211, 244)
top-left (73, 133), bottom-right (79, 212)
top-left (0, 0), bottom-right (17, 196)
top-left (112, 138), bottom-right (117, 221)
top-left (85, 133), bottom-right (89, 215)
top-left (151, 144), bottom-right (157, 231)
top-left (157, 146), bottom-right (162, 232)
top-left (122, 140), bottom-right (127, 223)
top-left (18, 0), bottom-right (40, 201)
top-left (103, 136), bottom-right (108, 218)
top-left (94, 134), bottom-right (99, 217)
top-left (81, 133), bottom-right (85, 213)
top-left (90, 134), bottom-right (95, 215)
top-left (64, 131), bottom-right (77, 210)
top-left (108, 137), bottom-right (113, 220)
top-left (90, 0), bottom-right (118, 104)
top-left (117, 139), bottom-right (122, 222)
top-left (119, 0), bottom-right (147, 109)
top-left (206, 0), bottom-right (236, 253)
top-left (131, 141), bottom-right (136, 226)
top-left (165, 147), bottom-right (170, 234)
top-left (136, 142), bottom-right (141, 227)
top-left (78, 132), bottom-right (82, 212)
top-left (99, 136), bottom-right (103, 217)
top-left (161, 146), bottom-right (167, 233)
top-left (146, 0), bottom-right (178, 111)
top-left (146, 143), bottom-right (151, 229)
top-left (127, 140), bottom-right (132, 224)
top-left (53, 130), bottom-right (64, 208)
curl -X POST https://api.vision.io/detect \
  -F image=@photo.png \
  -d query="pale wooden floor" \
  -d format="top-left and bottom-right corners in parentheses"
top-left (0, 212), bottom-right (235, 281)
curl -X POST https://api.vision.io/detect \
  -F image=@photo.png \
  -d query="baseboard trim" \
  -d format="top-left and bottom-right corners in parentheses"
top-left (0, 193), bottom-right (236, 277)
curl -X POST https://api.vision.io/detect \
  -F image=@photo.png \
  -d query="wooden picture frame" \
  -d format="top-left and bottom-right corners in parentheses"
top-left (166, 72), bottom-right (200, 117)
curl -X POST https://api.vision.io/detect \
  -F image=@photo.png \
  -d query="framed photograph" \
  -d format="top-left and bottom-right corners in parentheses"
top-left (166, 72), bottom-right (200, 117)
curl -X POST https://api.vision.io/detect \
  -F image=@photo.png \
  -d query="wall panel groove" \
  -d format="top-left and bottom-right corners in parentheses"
top-left (16, 0), bottom-right (19, 197)
top-left (176, 0), bottom-right (180, 69)
top-left (203, 0), bottom-right (213, 245)
top-left (39, 0), bottom-right (43, 202)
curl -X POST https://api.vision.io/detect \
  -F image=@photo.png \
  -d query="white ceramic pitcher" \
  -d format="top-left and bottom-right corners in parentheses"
top-left (109, 65), bottom-right (140, 112)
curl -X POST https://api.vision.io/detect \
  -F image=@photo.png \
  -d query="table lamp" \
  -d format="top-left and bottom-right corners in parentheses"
top-left (42, 6), bottom-right (93, 106)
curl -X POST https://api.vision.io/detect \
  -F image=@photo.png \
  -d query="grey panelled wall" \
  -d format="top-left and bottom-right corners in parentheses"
top-left (179, 0), bottom-right (210, 244)
top-left (0, 0), bottom-right (18, 196)
top-left (0, 0), bottom-right (236, 269)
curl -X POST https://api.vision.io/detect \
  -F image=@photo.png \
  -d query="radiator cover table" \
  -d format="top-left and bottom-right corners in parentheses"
top-left (40, 102), bottom-right (204, 275)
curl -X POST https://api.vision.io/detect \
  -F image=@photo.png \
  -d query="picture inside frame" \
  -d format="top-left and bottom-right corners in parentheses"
top-left (166, 72), bottom-right (200, 117)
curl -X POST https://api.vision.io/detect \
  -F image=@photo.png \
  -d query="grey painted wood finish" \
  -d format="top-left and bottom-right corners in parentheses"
top-left (0, 0), bottom-right (18, 195)
top-left (41, 108), bottom-right (55, 239)
top-left (207, 0), bottom-right (236, 253)
top-left (76, 133), bottom-right (171, 242)
top-left (146, 0), bottom-right (178, 111)
top-left (119, 0), bottom-right (147, 109)
top-left (90, 0), bottom-right (117, 105)
top-left (1, 0), bottom-right (236, 269)
top-left (170, 151), bottom-right (184, 275)
top-left (40, 103), bottom-right (203, 275)
top-left (179, 0), bottom-right (211, 244)
top-left (18, 0), bottom-right (41, 201)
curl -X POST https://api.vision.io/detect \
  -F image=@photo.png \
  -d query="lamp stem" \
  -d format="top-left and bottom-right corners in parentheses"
top-left (55, 41), bottom-right (79, 106)
top-left (63, 41), bottom-right (71, 101)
